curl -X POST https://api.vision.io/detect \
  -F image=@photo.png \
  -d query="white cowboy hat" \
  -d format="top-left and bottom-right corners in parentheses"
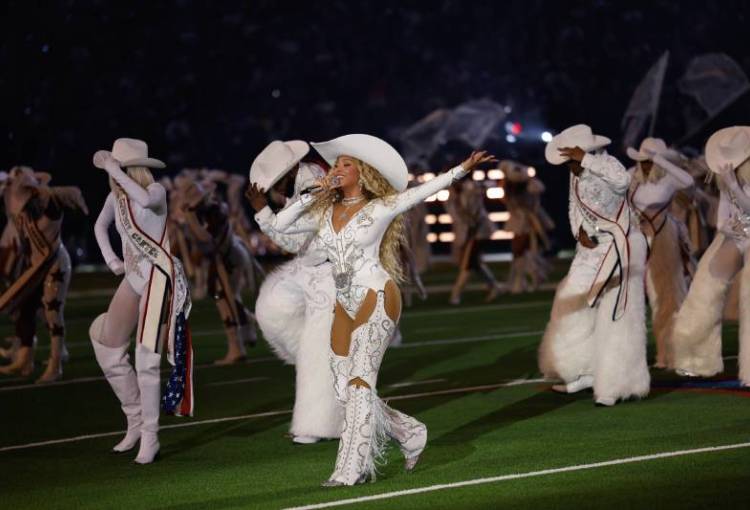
top-left (110, 138), bottom-right (165, 168)
top-left (311, 134), bottom-right (408, 192)
top-left (705, 126), bottom-right (750, 174)
top-left (544, 124), bottom-right (611, 165)
top-left (626, 137), bottom-right (681, 162)
top-left (249, 140), bottom-right (309, 190)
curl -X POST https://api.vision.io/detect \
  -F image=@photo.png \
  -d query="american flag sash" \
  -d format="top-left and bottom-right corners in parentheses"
top-left (116, 193), bottom-right (194, 416)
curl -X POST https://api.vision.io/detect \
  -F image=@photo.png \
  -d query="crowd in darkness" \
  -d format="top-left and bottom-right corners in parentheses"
top-left (2, 0), bottom-right (749, 260)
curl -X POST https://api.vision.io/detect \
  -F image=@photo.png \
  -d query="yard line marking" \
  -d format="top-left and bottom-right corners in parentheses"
top-left (0, 378), bottom-right (546, 453)
top-left (0, 329), bottom-right (546, 392)
top-left (387, 378), bottom-right (445, 389)
top-left (283, 442), bottom-right (750, 510)
top-left (401, 301), bottom-right (549, 319)
top-left (205, 377), bottom-right (268, 387)
top-left (0, 356), bottom-right (279, 393)
top-left (393, 331), bottom-right (543, 349)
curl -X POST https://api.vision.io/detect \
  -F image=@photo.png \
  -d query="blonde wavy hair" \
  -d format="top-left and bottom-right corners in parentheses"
top-left (109, 166), bottom-right (155, 195)
top-left (309, 158), bottom-right (406, 283)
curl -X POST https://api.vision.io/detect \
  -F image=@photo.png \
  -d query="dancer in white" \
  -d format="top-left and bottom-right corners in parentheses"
top-left (265, 133), bottom-right (494, 485)
top-left (672, 126), bottom-right (750, 385)
top-left (626, 138), bottom-right (694, 368)
top-left (538, 125), bottom-right (650, 407)
top-left (90, 138), bottom-right (193, 464)
top-left (247, 140), bottom-right (342, 444)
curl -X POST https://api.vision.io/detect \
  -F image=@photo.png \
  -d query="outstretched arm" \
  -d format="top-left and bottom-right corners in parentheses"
top-left (390, 150), bottom-right (496, 216)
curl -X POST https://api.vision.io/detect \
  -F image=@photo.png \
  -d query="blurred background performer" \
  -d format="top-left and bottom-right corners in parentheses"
top-left (182, 180), bottom-right (257, 365)
top-left (538, 125), bottom-right (650, 407)
top-left (90, 139), bottom-right (193, 464)
top-left (500, 160), bottom-right (553, 294)
top-left (248, 140), bottom-right (342, 445)
top-left (446, 177), bottom-right (501, 305)
top-left (625, 138), bottom-right (694, 368)
top-left (0, 166), bottom-right (88, 382)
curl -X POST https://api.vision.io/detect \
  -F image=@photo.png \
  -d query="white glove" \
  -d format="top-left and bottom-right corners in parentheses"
top-left (107, 259), bottom-right (125, 275)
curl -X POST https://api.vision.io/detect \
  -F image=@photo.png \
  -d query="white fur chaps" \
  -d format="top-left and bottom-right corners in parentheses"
top-left (256, 258), bottom-right (342, 438)
top-left (672, 234), bottom-right (750, 384)
top-left (539, 233), bottom-right (650, 401)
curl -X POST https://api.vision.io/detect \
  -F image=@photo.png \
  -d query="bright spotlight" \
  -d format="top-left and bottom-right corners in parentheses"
top-left (541, 131), bottom-right (553, 143)
top-left (506, 134), bottom-right (517, 143)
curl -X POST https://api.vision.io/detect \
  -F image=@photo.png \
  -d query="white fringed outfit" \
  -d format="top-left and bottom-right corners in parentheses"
top-left (267, 165), bottom-right (468, 484)
top-left (539, 153), bottom-right (650, 403)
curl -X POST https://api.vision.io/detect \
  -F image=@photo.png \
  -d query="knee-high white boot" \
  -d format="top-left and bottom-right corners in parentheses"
top-left (323, 384), bottom-right (382, 486)
top-left (134, 343), bottom-right (162, 464)
top-left (383, 403), bottom-right (427, 471)
top-left (91, 340), bottom-right (142, 452)
top-left (90, 313), bottom-right (142, 453)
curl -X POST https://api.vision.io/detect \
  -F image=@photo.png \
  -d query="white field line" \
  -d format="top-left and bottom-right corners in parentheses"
top-left (0, 378), bottom-right (547, 453)
top-left (0, 356), bottom-right (278, 393)
top-left (0, 330), bottom-right (543, 392)
top-left (283, 442), bottom-right (750, 510)
top-left (387, 378), bottom-right (445, 389)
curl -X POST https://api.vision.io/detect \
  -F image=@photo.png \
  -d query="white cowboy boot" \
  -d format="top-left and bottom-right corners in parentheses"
top-left (551, 374), bottom-right (594, 394)
top-left (322, 384), bottom-right (374, 487)
top-left (134, 343), bottom-right (162, 464)
top-left (91, 339), bottom-right (142, 453)
top-left (384, 404), bottom-right (427, 472)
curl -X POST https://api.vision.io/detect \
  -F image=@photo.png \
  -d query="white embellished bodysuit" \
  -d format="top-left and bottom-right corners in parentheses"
top-left (718, 180), bottom-right (750, 252)
top-left (94, 177), bottom-right (167, 295)
top-left (271, 165), bottom-right (468, 319)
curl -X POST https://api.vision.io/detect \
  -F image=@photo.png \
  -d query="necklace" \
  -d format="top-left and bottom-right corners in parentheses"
top-left (341, 195), bottom-right (365, 205)
top-left (337, 196), bottom-right (365, 221)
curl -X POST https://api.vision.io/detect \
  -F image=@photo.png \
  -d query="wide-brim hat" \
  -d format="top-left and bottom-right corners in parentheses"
top-left (705, 126), bottom-right (750, 174)
top-left (626, 137), bottom-right (681, 162)
top-left (544, 124), bottom-right (611, 165)
top-left (311, 134), bottom-right (408, 192)
top-left (111, 138), bottom-right (165, 169)
top-left (249, 140), bottom-right (309, 190)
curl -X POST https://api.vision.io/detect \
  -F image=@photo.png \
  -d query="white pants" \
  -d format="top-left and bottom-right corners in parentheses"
top-left (256, 258), bottom-right (342, 438)
top-left (539, 233), bottom-right (650, 401)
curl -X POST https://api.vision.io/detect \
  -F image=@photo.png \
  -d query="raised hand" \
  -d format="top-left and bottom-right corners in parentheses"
top-left (558, 146), bottom-right (586, 163)
top-left (460, 150), bottom-right (498, 172)
top-left (245, 182), bottom-right (268, 212)
top-left (93, 150), bottom-right (118, 171)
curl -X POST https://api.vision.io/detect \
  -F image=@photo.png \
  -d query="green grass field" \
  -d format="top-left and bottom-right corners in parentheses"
top-left (2, 263), bottom-right (749, 509)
